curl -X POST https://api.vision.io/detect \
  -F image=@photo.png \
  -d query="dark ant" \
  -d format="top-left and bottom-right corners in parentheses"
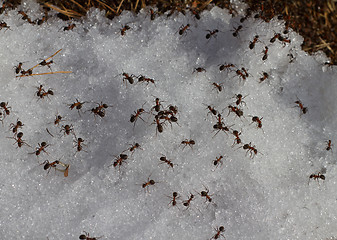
top-left (168, 192), bottom-right (179, 207)
top-left (232, 130), bottom-right (242, 146)
top-left (74, 137), bottom-right (86, 154)
top-left (326, 140), bottom-right (333, 151)
top-left (138, 75), bottom-right (156, 86)
top-left (294, 98), bottom-right (308, 115)
top-left (188, 7), bottom-right (200, 19)
top-left (30, 142), bottom-right (49, 156)
top-left (142, 177), bottom-right (156, 192)
top-left (130, 108), bottom-right (146, 125)
top-left (179, 24), bottom-right (190, 35)
top-left (213, 121), bottom-right (232, 138)
top-left (233, 94), bottom-right (246, 106)
top-left (60, 124), bottom-right (74, 136)
top-left (241, 67), bottom-right (249, 77)
top-left (249, 35), bottom-right (259, 49)
top-left (39, 59), bottom-right (53, 70)
top-left (262, 46), bottom-right (269, 61)
top-left (213, 155), bottom-right (223, 168)
top-left (64, 23), bottom-right (76, 31)
top-left (211, 226), bottom-right (226, 240)
top-left (90, 102), bottom-right (112, 118)
top-left (120, 24), bottom-right (130, 36)
top-left (7, 132), bottom-right (30, 148)
top-left (150, 8), bottom-right (156, 20)
top-left (278, 35), bottom-right (291, 44)
top-left (41, 160), bottom-right (59, 174)
top-left (69, 99), bottom-right (86, 115)
top-left (79, 231), bottom-right (103, 240)
top-left (0, 21), bottom-right (10, 30)
top-left (251, 116), bottom-right (263, 129)
top-left (154, 115), bottom-right (164, 134)
top-left (242, 142), bottom-right (260, 158)
top-left (212, 82), bottom-right (222, 92)
top-left (9, 119), bottom-right (24, 135)
top-left (0, 102), bottom-right (11, 117)
top-left (54, 114), bottom-right (64, 125)
top-left (110, 154), bottom-right (128, 170)
top-left (193, 67), bottom-right (206, 73)
top-left (181, 139), bottom-right (195, 150)
top-left (204, 105), bottom-right (217, 116)
top-left (309, 172), bottom-right (325, 184)
top-left (182, 193), bottom-right (194, 208)
top-left (122, 72), bottom-right (135, 85)
top-left (219, 63), bottom-right (235, 72)
top-left (259, 72), bottom-right (269, 83)
top-left (39, 89), bottom-right (54, 99)
top-left (159, 155), bottom-right (175, 169)
top-left (232, 25), bottom-right (242, 37)
top-left (206, 29), bottom-right (218, 39)
top-left (199, 186), bottom-right (213, 203)
top-left (15, 62), bottom-right (23, 74)
top-left (168, 105), bottom-right (178, 115)
top-left (20, 68), bottom-right (33, 76)
top-left (270, 33), bottom-right (281, 43)
top-left (151, 98), bottom-right (162, 113)
top-left (36, 85), bottom-right (44, 98)
top-left (228, 105), bottom-right (243, 118)
top-left (235, 69), bottom-right (246, 81)
top-left (128, 143), bottom-right (141, 155)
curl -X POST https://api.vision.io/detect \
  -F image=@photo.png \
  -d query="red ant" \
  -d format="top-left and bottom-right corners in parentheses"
top-left (90, 102), bottom-right (112, 118)
top-left (20, 68), bottom-right (33, 76)
top-left (232, 130), bottom-right (242, 146)
top-left (110, 154), bottom-right (128, 170)
top-left (167, 192), bottom-right (179, 207)
top-left (232, 25), bottom-right (242, 37)
top-left (193, 67), bottom-right (206, 73)
top-left (206, 29), bottom-right (218, 39)
top-left (79, 231), bottom-right (103, 240)
top-left (199, 186), bottom-right (213, 203)
top-left (227, 105), bottom-right (243, 118)
top-left (138, 75), bottom-right (156, 86)
top-left (64, 23), bottom-right (76, 31)
top-left (153, 115), bottom-right (164, 134)
top-left (235, 69), bottom-right (246, 81)
top-left (74, 137), bottom-right (86, 154)
top-left (262, 46), bottom-right (268, 60)
top-left (142, 177), bottom-right (156, 192)
top-left (127, 143), bottom-right (141, 155)
top-left (130, 107), bottom-right (146, 125)
top-left (294, 98), bottom-right (308, 115)
top-left (233, 93), bottom-right (246, 106)
top-left (159, 155), bottom-right (175, 169)
top-left (259, 72), bottom-right (269, 83)
top-left (122, 72), bottom-right (135, 85)
top-left (39, 59), bottom-right (53, 70)
top-left (241, 67), bottom-right (249, 77)
top-left (250, 116), bottom-right (263, 129)
top-left (211, 226), bottom-right (226, 239)
top-left (219, 63), bottom-right (235, 72)
top-left (120, 24), bottom-right (130, 36)
top-left (69, 99), bottom-right (86, 112)
top-left (249, 35), bottom-right (260, 49)
top-left (326, 140), bottom-right (333, 151)
top-left (242, 142), bottom-right (260, 158)
top-left (30, 142), bottom-right (49, 156)
top-left (179, 24), bottom-right (190, 35)
top-left (15, 62), bottom-right (23, 74)
top-left (54, 114), bottom-right (64, 125)
top-left (168, 105), bottom-right (178, 115)
top-left (61, 124), bottom-right (74, 136)
top-left (309, 172), bottom-right (325, 184)
top-left (213, 155), bottom-right (224, 168)
top-left (181, 139), bottom-right (195, 150)
top-left (0, 102), bottom-right (11, 117)
top-left (182, 193), bottom-right (194, 208)
top-left (212, 82), bottom-right (222, 92)
top-left (270, 33), bottom-right (281, 43)
top-left (204, 104), bottom-right (218, 116)
top-left (150, 8), bottom-right (156, 20)
top-left (7, 132), bottom-right (30, 148)
top-left (0, 21), bottom-right (10, 30)
top-left (9, 119), bottom-right (24, 135)
top-left (39, 89), bottom-right (54, 100)
top-left (151, 97), bottom-right (163, 113)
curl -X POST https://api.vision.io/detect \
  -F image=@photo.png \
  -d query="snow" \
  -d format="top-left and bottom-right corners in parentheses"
top-left (0, 1), bottom-right (337, 239)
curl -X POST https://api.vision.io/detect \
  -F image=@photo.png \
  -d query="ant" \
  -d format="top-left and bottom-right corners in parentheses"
top-left (39, 59), bottom-right (53, 70)
top-left (232, 25), bottom-right (242, 37)
top-left (159, 155), bottom-right (175, 169)
top-left (167, 192), bottom-right (179, 207)
top-left (249, 35), bottom-right (260, 49)
top-left (193, 67), bottom-right (206, 73)
top-left (309, 172), bottom-right (325, 185)
top-left (182, 193), bottom-right (194, 209)
top-left (61, 124), bottom-right (74, 136)
top-left (90, 102), bottom-right (112, 118)
top-left (204, 104), bottom-right (218, 116)
top-left (219, 63), bottom-right (235, 72)
top-left (130, 107), bottom-right (146, 125)
top-left (241, 67), bottom-right (249, 77)
top-left (212, 82), bottom-right (222, 92)
top-left (63, 23), bottom-right (76, 31)
top-left (138, 75), bottom-right (156, 86)
top-left (233, 93), bottom-right (247, 106)
top-left (150, 8), bottom-right (156, 20)
top-left (206, 29), bottom-right (219, 39)
top-left (127, 143), bottom-right (141, 155)
top-left (213, 122), bottom-right (231, 138)
top-left (7, 132), bottom-right (30, 148)
top-left (20, 69), bottom-right (33, 76)
top-left (151, 98), bottom-right (163, 113)
top-left (15, 62), bottom-right (23, 74)
top-left (74, 137), bottom-right (86, 154)
top-left (122, 72), bottom-right (135, 85)
top-left (235, 69), bottom-right (246, 81)
top-left (120, 24), bottom-right (130, 36)
top-left (179, 24), bottom-right (190, 35)
top-left (270, 33), bottom-right (281, 43)
top-left (168, 105), bottom-right (178, 115)
top-left (259, 72), bottom-right (269, 83)
top-left (41, 160), bottom-right (59, 174)
top-left (326, 140), bottom-right (333, 151)
top-left (213, 155), bottom-right (224, 168)
top-left (232, 130), bottom-right (242, 146)
top-left (0, 21), bottom-right (10, 30)
top-left (142, 177), bottom-right (156, 192)
top-left (69, 99), bottom-right (86, 115)
top-left (199, 186), bottom-right (213, 203)
top-left (36, 85), bottom-right (44, 98)
top-left (153, 115), bottom-right (164, 134)
top-left (54, 114), bottom-right (64, 125)
top-left (181, 139), bottom-right (195, 150)
top-left (30, 142), bottom-right (49, 156)
top-left (40, 89), bottom-right (54, 100)
top-left (228, 105), bottom-right (243, 118)
top-left (242, 142), bottom-right (260, 158)
top-left (0, 102), bottom-right (11, 117)
top-left (294, 98), bottom-right (308, 115)
top-left (250, 116), bottom-right (263, 129)
top-left (9, 119), bottom-right (24, 135)
top-left (211, 226), bottom-right (226, 240)
top-left (79, 231), bottom-right (103, 240)
top-left (110, 153), bottom-right (128, 170)
top-left (262, 46), bottom-right (268, 60)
